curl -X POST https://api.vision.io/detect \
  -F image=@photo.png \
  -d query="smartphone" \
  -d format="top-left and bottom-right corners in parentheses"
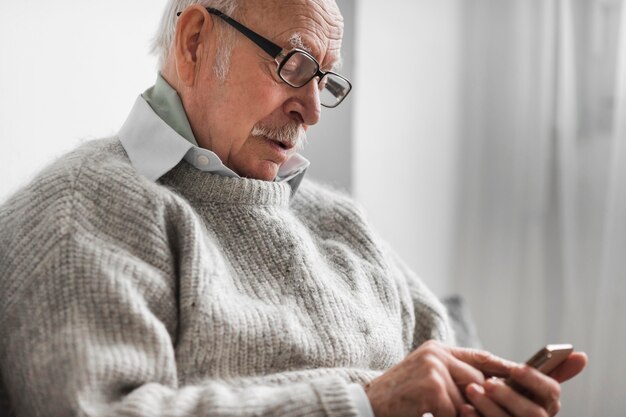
top-left (506, 344), bottom-right (573, 393)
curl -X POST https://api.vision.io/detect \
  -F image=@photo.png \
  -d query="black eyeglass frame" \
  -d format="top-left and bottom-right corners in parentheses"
top-left (176, 7), bottom-right (352, 108)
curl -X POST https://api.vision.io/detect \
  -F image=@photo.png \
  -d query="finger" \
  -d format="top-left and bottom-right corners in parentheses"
top-left (460, 403), bottom-right (480, 417)
top-left (548, 352), bottom-right (588, 383)
top-left (428, 385), bottom-right (458, 417)
top-left (485, 376), bottom-right (555, 416)
top-left (445, 353), bottom-right (487, 388)
top-left (450, 347), bottom-right (518, 378)
top-left (439, 358), bottom-right (470, 411)
top-left (465, 383), bottom-right (511, 417)
top-left (509, 366), bottom-right (560, 415)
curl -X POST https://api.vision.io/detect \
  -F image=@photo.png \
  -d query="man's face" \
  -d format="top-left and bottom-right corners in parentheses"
top-left (181, 0), bottom-right (344, 181)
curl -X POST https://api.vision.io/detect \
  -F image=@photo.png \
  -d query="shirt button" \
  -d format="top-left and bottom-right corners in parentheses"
top-left (196, 155), bottom-right (210, 167)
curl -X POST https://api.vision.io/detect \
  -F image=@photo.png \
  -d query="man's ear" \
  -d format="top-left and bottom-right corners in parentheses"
top-left (174, 5), bottom-right (216, 86)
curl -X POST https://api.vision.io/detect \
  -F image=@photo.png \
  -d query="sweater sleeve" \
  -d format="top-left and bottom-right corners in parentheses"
top-left (0, 227), bottom-right (359, 417)
top-left (384, 247), bottom-right (457, 349)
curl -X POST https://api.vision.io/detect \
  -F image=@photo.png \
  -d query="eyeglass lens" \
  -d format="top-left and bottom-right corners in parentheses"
top-left (279, 51), bottom-right (351, 108)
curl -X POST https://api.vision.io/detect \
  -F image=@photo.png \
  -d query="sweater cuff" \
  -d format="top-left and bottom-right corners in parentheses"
top-left (347, 384), bottom-right (375, 417)
top-left (313, 377), bottom-right (360, 417)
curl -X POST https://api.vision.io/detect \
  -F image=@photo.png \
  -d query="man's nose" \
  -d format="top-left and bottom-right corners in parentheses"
top-left (283, 80), bottom-right (322, 126)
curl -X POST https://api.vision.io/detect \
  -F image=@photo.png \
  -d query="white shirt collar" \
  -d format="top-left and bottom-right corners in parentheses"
top-left (118, 96), bottom-right (310, 194)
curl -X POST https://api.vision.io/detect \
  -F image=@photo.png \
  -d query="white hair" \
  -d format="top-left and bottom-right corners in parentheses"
top-left (151, 0), bottom-right (240, 80)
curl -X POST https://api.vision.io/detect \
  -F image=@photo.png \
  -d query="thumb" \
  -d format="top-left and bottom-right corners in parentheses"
top-left (549, 352), bottom-right (588, 383)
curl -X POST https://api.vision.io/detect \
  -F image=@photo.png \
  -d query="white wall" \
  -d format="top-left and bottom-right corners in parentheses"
top-left (0, 1), bottom-right (166, 201)
top-left (354, 0), bottom-right (462, 296)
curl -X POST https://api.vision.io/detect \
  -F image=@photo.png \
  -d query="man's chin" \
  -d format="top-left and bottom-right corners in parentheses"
top-left (238, 160), bottom-right (281, 182)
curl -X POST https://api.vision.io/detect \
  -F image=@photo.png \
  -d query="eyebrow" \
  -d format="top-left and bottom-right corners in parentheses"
top-left (288, 32), bottom-right (342, 72)
top-left (288, 33), bottom-right (310, 52)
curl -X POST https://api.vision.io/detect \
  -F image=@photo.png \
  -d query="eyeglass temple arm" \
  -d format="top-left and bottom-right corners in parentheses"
top-left (176, 8), bottom-right (283, 59)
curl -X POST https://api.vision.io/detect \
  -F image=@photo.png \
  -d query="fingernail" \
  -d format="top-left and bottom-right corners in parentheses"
top-left (467, 383), bottom-right (485, 396)
top-left (484, 377), bottom-right (500, 392)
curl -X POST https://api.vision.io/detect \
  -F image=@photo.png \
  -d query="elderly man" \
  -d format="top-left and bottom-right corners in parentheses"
top-left (0, 1), bottom-right (585, 416)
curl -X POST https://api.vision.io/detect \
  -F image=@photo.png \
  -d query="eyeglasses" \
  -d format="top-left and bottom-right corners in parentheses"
top-left (176, 7), bottom-right (352, 108)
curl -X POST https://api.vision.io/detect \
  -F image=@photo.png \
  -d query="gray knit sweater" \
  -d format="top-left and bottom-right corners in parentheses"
top-left (0, 138), bottom-right (453, 417)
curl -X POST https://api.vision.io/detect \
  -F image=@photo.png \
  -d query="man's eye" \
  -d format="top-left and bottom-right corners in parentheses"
top-left (282, 62), bottom-right (298, 73)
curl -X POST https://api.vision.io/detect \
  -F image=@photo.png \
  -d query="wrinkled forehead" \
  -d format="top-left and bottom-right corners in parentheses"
top-left (241, 0), bottom-right (344, 68)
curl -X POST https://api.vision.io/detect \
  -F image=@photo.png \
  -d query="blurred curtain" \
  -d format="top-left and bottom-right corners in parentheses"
top-left (452, 0), bottom-right (624, 415)
top-left (588, 0), bottom-right (626, 413)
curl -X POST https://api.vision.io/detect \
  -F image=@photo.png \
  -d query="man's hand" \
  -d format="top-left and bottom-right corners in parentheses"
top-left (364, 340), bottom-right (517, 417)
top-left (460, 352), bottom-right (588, 417)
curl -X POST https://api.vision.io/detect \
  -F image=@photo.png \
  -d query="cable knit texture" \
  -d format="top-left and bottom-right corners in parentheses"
top-left (0, 138), bottom-right (453, 417)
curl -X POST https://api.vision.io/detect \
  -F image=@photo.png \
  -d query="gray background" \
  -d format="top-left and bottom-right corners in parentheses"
top-left (301, 0), bottom-right (355, 193)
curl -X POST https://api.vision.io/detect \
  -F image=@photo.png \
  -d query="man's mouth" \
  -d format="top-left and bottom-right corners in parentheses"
top-left (268, 138), bottom-right (294, 150)
top-left (260, 137), bottom-right (295, 156)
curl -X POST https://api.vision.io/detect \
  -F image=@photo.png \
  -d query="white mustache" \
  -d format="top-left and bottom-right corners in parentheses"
top-left (251, 123), bottom-right (307, 151)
